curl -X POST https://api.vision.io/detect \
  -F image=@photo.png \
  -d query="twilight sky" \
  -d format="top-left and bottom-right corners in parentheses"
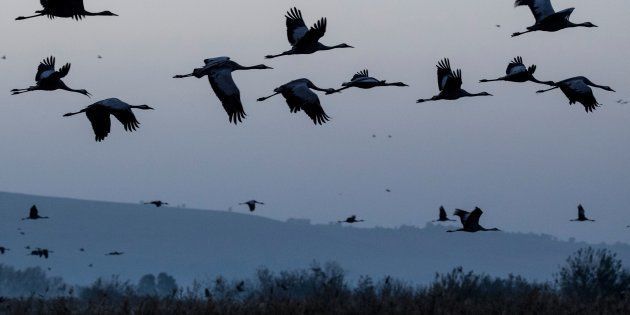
top-left (0, 0), bottom-right (629, 243)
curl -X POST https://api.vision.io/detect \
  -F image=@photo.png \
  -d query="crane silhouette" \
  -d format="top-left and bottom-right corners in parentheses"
top-left (144, 200), bottom-right (168, 207)
top-left (433, 206), bottom-right (456, 222)
top-left (512, 0), bottom-right (597, 37)
top-left (11, 56), bottom-right (90, 97)
top-left (173, 57), bottom-right (272, 124)
top-left (22, 205), bottom-right (48, 220)
top-left (29, 248), bottom-right (52, 259)
top-left (480, 56), bottom-right (554, 85)
top-left (447, 207), bottom-right (500, 232)
top-left (0, 246), bottom-right (8, 254)
top-left (266, 7), bottom-right (353, 59)
top-left (63, 98), bottom-right (154, 142)
top-left (257, 78), bottom-right (335, 125)
top-left (571, 204), bottom-right (595, 222)
top-left (417, 59), bottom-right (492, 103)
top-left (536, 77), bottom-right (615, 112)
top-left (106, 251), bottom-right (124, 256)
top-left (338, 215), bottom-right (364, 224)
top-left (16, 0), bottom-right (117, 21)
top-left (327, 69), bottom-right (408, 94)
top-left (240, 200), bottom-right (264, 212)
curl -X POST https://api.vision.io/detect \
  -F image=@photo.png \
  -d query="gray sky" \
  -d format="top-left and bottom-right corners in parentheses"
top-left (0, 0), bottom-right (629, 244)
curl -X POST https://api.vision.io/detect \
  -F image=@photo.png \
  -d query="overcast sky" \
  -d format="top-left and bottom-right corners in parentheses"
top-left (0, 0), bottom-right (629, 244)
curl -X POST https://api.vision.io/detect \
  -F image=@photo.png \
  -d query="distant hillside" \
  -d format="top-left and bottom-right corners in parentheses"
top-left (1, 191), bottom-right (629, 285)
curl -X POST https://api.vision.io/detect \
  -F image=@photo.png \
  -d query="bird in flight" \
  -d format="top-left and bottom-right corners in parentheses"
top-left (571, 204), bottom-right (595, 222)
top-left (144, 200), bottom-right (168, 208)
top-left (29, 248), bottom-right (52, 259)
top-left (240, 200), bottom-right (264, 212)
top-left (257, 78), bottom-right (336, 125)
top-left (417, 59), bottom-right (492, 103)
top-left (0, 246), bottom-right (9, 254)
top-left (106, 251), bottom-right (124, 256)
top-left (266, 7), bottom-right (353, 59)
top-left (448, 207), bottom-right (500, 232)
top-left (12, 56), bottom-right (91, 97)
top-left (22, 205), bottom-right (49, 220)
top-left (63, 98), bottom-right (154, 142)
top-left (173, 57), bottom-right (272, 125)
top-left (536, 77), bottom-right (614, 112)
top-left (433, 206), bottom-right (456, 222)
top-left (16, 0), bottom-right (118, 21)
top-left (327, 69), bottom-right (408, 94)
top-left (512, 0), bottom-right (597, 37)
top-left (480, 56), bottom-right (554, 85)
top-left (338, 215), bottom-right (365, 224)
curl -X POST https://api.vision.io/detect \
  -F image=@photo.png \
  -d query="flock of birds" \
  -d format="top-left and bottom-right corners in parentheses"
top-left (0, 201), bottom-right (605, 261)
top-left (0, 0), bottom-right (627, 264)
top-left (3, 0), bottom-right (621, 141)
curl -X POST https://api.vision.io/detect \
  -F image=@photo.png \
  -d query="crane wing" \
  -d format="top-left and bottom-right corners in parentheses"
top-left (514, 0), bottom-right (555, 23)
top-left (506, 56), bottom-right (527, 75)
top-left (577, 204), bottom-right (585, 219)
top-left (439, 206), bottom-right (448, 220)
top-left (111, 109), bottom-right (140, 132)
top-left (36, 56), bottom-right (56, 81)
top-left (436, 58), bottom-right (461, 91)
top-left (285, 7), bottom-right (309, 46)
top-left (208, 71), bottom-right (247, 125)
top-left (467, 208), bottom-right (483, 228)
top-left (453, 209), bottom-right (470, 226)
top-left (351, 69), bottom-right (369, 81)
top-left (86, 105), bottom-right (112, 142)
top-left (283, 82), bottom-right (330, 125)
top-left (30, 205), bottom-right (38, 218)
top-left (296, 18), bottom-right (327, 47)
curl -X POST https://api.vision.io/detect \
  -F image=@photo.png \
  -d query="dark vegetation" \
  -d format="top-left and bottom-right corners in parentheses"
top-left (1, 247), bottom-right (630, 314)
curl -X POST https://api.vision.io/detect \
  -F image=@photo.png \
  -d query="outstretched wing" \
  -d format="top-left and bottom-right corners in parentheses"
top-left (30, 205), bottom-right (38, 218)
top-left (577, 204), bottom-right (585, 219)
top-left (514, 0), bottom-right (555, 23)
top-left (36, 56), bottom-right (56, 81)
top-left (439, 206), bottom-right (448, 220)
top-left (436, 58), bottom-right (461, 92)
top-left (466, 208), bottom-right (483, 228)
top-left (111, 108), bottom-right (140, 132)
top-left (285, 7), bottom-right (308, 45)
top-left (351, 69), bottom-right (369, 81)
top-left (506, 56), bottom-right (527, 75)
top-left (288, 84), bottom-right (330, 125)
top-left (453, 209), bottom-right (470, 226)
top-left (86, 105), bottom-right (112, 142)
top-left (208, 71), bottom-right (246, 125)
top-left (296, 18), bottom-right (327, 47)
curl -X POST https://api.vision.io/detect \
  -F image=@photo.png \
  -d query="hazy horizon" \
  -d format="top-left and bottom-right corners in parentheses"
top-left (1, 0), bottom-right (630, 244)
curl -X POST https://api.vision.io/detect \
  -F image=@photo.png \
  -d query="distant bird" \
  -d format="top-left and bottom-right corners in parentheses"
top-left (338, 215), bottom-right (364, 224)
top-left (16, 0), bottom-right (118, 21)
top-left (496, 24), bottom-right (501, 28)
top-left (88, 263), bottom-right (93, 267)
top-left (240, 200), bottom-right (264, 212)
top-left (385, 189), bottom-right (391, 193)
top-left (29, 248), bottom-right (51, 259)
top-left (512, 0), bottom-right (597, 37)
top-left (617, 99), bottom-right (628, 105)
top-left (11, 56), bottom-right (91, 97)
top-left (372, 134), bottom-right (376, 138)
top-left (257, 78), bottom-right (335, 125)
top-left (327, 69), bottom-right (408, 94)
top-left (433, 206), bottom-right (456, 222)
top-left (388, 135), bottom-right (392, 138)
top-left (97, 55), bottom-right (102, 59)
top-left (144, 200), bottom-right (168, 207)
top-left (79, 248), bottom-right (85, 252)
top-left (106, 251), bottom-right (124, 256)
top-left (173, 57), bottom-right (272, 124)
top-left (417, 59), bottom-right (492, 103)
top-left (480, 56), bottom-right (554, 85)
top-left (536, 77), bottom-right (615, 112)
top-left (448, 207), bottom-right (500, 232)
top-left (1, 55), bottom-right (6, 60)
top-left (571, 204), bottom-right (595, 222)
top-left (63, 98), bottom-right (154, 141)
top-left (22, 205), bottom-right (48, 220)
top-left (0, 247), bottom-right (8, 254)
top-left (266, 7), bottom-right (353, 59)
